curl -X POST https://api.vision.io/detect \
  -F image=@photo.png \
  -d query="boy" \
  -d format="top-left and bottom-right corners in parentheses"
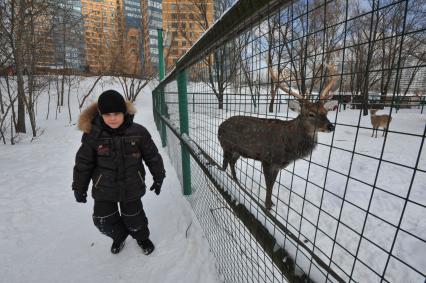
top-left (72, 90), bottom-right (165, 255)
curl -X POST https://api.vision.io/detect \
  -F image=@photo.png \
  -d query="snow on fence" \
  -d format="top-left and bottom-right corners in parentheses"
top-left (152, 0), bottom-right (426, 282)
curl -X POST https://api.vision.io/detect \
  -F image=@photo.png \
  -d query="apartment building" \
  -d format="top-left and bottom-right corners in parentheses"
top-left (123, 0), bottom-right (144, 74)
top-left (32, 0), bottom-right (85, 72)
top-left (81, 0), bottom-right (124, 73)
top-left (53, 0), bottom-right (86, 71)
top-left (161, 0), bottom-right (214, 68)
top-left (80, 0), bottom-right (146, 75)
top-left (141, 0), bottom-right (163, 73)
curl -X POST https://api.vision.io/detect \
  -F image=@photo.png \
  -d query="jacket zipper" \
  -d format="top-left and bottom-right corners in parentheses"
top-left (137, 171), bottom-right (144, 184)
top-left (94, 174), bottom-right (102, 188)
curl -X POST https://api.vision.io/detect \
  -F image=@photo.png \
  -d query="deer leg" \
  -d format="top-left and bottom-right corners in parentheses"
top-left (262, 162), bottom-right (280, 210)
top-left (222, 150), bottom-right (231, 171)
top-left (228, 153), bottom-right (240, 183)
top-left (382, 127), bottom-right (386, 137)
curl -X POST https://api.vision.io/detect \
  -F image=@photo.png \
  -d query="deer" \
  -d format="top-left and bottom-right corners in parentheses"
top-left (370, 109), bottom-right (392, 138)
top-left (218, 64), bottom-right (337, 210)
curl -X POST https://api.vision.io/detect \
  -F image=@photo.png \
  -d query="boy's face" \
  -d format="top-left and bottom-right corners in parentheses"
top-left (102, 112), bottom-right (125, 129)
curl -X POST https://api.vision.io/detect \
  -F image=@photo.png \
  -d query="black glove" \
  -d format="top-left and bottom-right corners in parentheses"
top-left (150, 180), bottom-right (163, 195)
top-left (74, 191), bottom-right (87, 203)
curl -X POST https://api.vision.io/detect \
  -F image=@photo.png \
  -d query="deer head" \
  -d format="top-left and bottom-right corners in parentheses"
top-left (268, 63), bottom-right (337, 134)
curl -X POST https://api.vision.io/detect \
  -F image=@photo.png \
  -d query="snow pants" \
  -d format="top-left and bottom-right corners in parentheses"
top-left (92, 199), bottom-right (150, 242)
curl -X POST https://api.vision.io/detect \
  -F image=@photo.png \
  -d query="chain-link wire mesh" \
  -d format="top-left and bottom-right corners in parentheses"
top-left (153, 0), bottom-right (426, 282)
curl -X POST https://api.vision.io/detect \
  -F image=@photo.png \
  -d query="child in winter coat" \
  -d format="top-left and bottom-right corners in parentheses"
top-left (72, 90), bottom-right (166, 255)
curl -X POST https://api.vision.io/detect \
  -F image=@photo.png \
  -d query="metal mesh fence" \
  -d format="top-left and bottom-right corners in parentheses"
top-left (153, 0), bottom-right (426, 282)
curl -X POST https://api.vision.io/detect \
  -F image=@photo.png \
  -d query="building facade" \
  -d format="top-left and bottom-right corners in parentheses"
top-left (54, 0), bottom-right (86, 71)
top-left (141, 0), bottom-right (162, 73)
top-left (33, 0), bottom-right (86, 72)
top-left (81, 0), bottom-right (124, 73)
top-left (161, 0), bottom-right (214, 68)
top-left (123, 0), bottom-right (144, 74)
top-left (80, 0), bottom-right (147, 75)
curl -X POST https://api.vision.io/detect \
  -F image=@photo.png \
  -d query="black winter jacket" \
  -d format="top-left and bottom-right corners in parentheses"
top-left (72, 102), bottom-right (165, 202)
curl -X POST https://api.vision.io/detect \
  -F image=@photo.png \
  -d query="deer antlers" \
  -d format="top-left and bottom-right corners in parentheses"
top-left (268, 67), bottom-right (305, 100)
top-left (319, 64), bottom-right (336, 100)
top-left (268, 63), bottom-right (337, 101)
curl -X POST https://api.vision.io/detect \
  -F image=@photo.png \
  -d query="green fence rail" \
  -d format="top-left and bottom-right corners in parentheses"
top-left (152, 0), bottom-right (426, 282)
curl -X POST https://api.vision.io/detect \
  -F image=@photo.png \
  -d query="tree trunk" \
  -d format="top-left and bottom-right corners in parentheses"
top-left (60, 74), bottom-right (65, 106)
top-left (46, 82), bottom-right (51, 120)
top-left (67, 76), bottom-right (72, 123)
top-left (218, 95), bottom-right (223, 110)
top-left (0, 85), bottom-right (4, 114)
top-left (14, 0), bottom-right (26, 133)
top-left (16, 75), bottom-right (26, 133)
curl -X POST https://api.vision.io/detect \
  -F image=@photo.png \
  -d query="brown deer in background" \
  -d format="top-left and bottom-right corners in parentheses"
top-left (218, 65), bottom-right (337, 210)
top-left (370, 109), bottom-right (392, 138)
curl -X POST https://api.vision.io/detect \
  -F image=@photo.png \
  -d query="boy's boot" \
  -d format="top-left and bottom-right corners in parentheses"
top-left (111, 238), bottom-right (126, 254)
top-left (137, 238), bottom-right (155, 255)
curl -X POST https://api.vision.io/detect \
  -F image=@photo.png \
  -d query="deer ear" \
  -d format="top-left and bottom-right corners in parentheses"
top-left (288, 100), bottom-right (301, 113)
top-left (323, 100), bottom-right (338, 111)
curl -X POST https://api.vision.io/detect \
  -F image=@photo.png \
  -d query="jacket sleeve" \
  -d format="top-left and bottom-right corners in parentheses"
top-left (72, 134), bottom-right (96, 192)
top-left (140, 129), bottom-right (166, 183)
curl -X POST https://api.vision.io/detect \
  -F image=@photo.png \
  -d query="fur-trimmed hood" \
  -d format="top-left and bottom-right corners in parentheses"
top-left (77, 101), bottom-right (137, 134)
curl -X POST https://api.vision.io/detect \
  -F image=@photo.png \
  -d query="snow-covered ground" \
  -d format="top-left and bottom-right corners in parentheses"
top-left (0, 78), bottom-right (220, 283)
top-left (164, 88), bottom-right (426, 282)
top-left (1, 76), bottom-right (425, 283)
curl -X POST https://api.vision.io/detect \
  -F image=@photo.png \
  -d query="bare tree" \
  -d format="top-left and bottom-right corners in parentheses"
top-left (0, 0), bottom-right (58, 137)
top-left (7, 0), bottom-right (27, 133)
top-left (377, 0), bottom-right (426, 98)
top-left (174, 0), bottom-right (245, 109)
top-left (118, 21), bottom-right (159, 101)
top-left (274, 1), bottom-right (343, 99)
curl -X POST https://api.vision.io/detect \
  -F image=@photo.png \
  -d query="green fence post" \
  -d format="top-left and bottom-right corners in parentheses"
top-left (177, 70), bottom-right (192, 195)
top-left (157, 28), bottom-right (167, 147)
top-left (152, 91), bottom-right (158, 130)
top-left (157, 29), bottom-right (165, 80)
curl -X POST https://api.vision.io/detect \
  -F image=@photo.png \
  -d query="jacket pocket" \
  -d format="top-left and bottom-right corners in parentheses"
top-left (125, 139), bottom-right (141, 159)
top-left (96, 141), bottom-right (111, 157)
top-left (94, 174), bottom-right (103, 189)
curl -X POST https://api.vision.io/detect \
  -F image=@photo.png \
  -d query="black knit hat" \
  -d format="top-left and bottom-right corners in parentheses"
top-left (98, 90), bottom-right (127, 114)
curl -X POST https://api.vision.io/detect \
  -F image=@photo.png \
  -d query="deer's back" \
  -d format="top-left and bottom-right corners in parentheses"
top-left (371, 114), bottom-right (392, 127)
top-left (218, 116), bottom-right (314, 165)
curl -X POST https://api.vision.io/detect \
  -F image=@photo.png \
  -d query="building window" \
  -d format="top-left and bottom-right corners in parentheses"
top-left (148, 0), bottom-right (162, 9)
top-left (182, 40), bottom-right (186, 47)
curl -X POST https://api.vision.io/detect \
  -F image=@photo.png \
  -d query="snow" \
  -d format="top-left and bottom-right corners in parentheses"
top-left (0, 78), bottom-right (220, 283)
top-left (1, 76), bottom-right (425, 282)
top-left (164, 89), bottom-right (426, 282)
